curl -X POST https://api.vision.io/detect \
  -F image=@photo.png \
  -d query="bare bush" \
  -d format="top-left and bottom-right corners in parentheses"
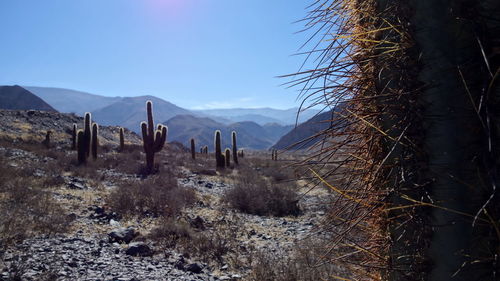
top-left (0, 157), bottom-right (69, 250)
top-left (223, 169), bottom-right (300, 217)
top-left (107, 169), bottom-right (196, 218)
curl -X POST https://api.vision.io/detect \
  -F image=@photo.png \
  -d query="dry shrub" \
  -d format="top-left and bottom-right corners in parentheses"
top-left (107, 170), bottom-right (196, 218)
top-left (149, 218), bottom-right (236, 264)
top-left (0, 157), bottom-right (69, 250)
top-left (247, 240), bottom-right (344, 281)
top-left (223, 169), bottom-right (300, 217)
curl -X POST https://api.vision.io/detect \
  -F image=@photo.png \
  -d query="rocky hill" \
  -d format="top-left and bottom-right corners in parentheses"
top-left (0, 109), bottom-right (140, 147)
top-left (0, 85), bottom-right (56, 112)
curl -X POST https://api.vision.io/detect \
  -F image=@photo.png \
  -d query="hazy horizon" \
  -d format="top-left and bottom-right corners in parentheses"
top-left (0, 0), bottom-right (317, 110)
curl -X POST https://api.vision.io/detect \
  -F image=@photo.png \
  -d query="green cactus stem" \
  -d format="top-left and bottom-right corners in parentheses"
top-left (77, 130), bottom-right (86, 165)
top-left (225, 148), bottom-right (231, 167)
top-left (214, 130), bottom-right (224, 168)
top-left (91, 123), bottom-right (98, 160)
top-left (190, 138), bottom-right (196, 160)
top-left (83, 112), bottom-right (91, 158)
top-left (119, 127), bottom-right (125, 152)
top-left (141, 101), bottom-right (167, 174)
top-left (232, 131), bottom-right (238, 165)
top-left (72, 124), bottom-right (77, 150)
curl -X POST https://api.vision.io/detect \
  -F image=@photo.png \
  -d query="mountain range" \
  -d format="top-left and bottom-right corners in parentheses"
top-left (4, 86), bottom-right (327, 150)
top-left (166, 115), bottom-right (293, 151)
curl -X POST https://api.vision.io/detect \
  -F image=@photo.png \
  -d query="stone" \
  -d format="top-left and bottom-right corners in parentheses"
top-left (185, 263), bottom-right (203, 274)
top-left (108, 227), bottom-right (139, 244)
top-left (125, 242), bottom-right (152, 257)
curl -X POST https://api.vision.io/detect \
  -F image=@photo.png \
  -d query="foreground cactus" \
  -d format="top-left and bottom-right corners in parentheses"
top-left (91, 123), bottom-right (98, 160)
top-left (119, 127), bottom-right (124, 152)
top-left (190, 138), bottom-right (195, 160)
top-left (231, 131), bottom-right (238, 165)
top-left (296, 1), bottom-right (500, 280)
top-left (141, 101), bottom-right (167, 174)
top-left (214, 130), bottom-right (224, 168)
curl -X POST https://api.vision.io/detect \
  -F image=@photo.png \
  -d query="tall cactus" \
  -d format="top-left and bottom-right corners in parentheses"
top-left (190, 138), bottom-right (195, 160)
top-left (91, 123), bottom-right (98, 160)
top-left (225, 148), bottom-right (231, 167)
top-left (214, 130), bottom-right (224, 168)
top-left (231, 131), bottom-right (238, 165)
top-left (83, 112), bottom-right (91, 158)
top-left (295, 1), bottom-right (500, 280)
top-left (77, 130), bottom-right (86, 165)
top-left (141, 101), bottom-right (167, 174)
top-left (71, 124), bottom-right (77, 150)
top-left (119, 127), bottom-right (125, 152)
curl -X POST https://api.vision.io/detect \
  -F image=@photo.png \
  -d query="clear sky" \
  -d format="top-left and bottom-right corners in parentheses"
top-left (0, 0), bottom-right (316, 110)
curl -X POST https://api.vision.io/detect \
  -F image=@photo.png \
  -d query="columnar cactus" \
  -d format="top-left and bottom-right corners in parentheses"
top-left (231, 131), bottom-right (238, 165)
top-left (119, 127), bottom-right (125, 152)
top-left (77, 130), bottom-right (86, 164)
top-left (141, 101), bottom-right (167, 174)
top-left (91, 123), bottom-right (98, 160)
top-left (214, 130), bottom-right (224, 168)
top-left (42, 130), bottom-right (52, 148)
top-left (225, 148), bottom-right (231, 167)
top-left (72, 124), bottom-right (77, 150)
top-left (83, 112), bottom-right (91, 158)
top-left (190, 138), bottom-right (195, 160)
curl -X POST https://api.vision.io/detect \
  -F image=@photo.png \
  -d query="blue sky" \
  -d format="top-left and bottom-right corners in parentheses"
top-left (0, 0), bottom-right (316, 109)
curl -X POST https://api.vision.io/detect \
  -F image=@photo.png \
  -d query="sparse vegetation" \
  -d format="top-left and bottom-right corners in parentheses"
top-left (224, 167), bottom-right (300, 217)
top-left (0, 156), bottom-right (69, 250)
top-left (107, 170), bottom-right (196, 218)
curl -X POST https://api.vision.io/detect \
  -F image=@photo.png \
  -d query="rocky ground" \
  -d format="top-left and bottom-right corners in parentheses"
top-left (0, 110), bottom-right (332, 281)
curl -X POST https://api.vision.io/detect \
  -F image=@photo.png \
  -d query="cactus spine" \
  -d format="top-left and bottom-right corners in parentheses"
top-left (71, 124), bottom-right (77, 150)
top-left (231, 131), bottom-right (238, 165)
top-left (91, 123), bottom-right (98, 160)
top-left (214, 130), bottom-right (224, 168)
top-left (119, 127), bottom-right (125, 152)
top-left (190, 138), bottom-right (195, 160)
top-left (141, 101), bottom-right (167, 174)
top-left (225, 148), bottom-right (231, 167)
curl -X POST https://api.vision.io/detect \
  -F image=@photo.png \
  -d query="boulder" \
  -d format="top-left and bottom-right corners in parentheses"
top-left (108, 227), bottom-right (138, 244)
top-left (125, 242), bottom-right (152, 257)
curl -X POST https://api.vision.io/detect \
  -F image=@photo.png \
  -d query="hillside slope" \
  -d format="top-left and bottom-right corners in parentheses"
top-left (25, 86), bottom-right (121, 115)
top-left (0, 85), bottom-right (56, 112)
top-left (272, 111), bottom-right (335, 150)
top-left (92, 96), bottom-right (191, 133)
